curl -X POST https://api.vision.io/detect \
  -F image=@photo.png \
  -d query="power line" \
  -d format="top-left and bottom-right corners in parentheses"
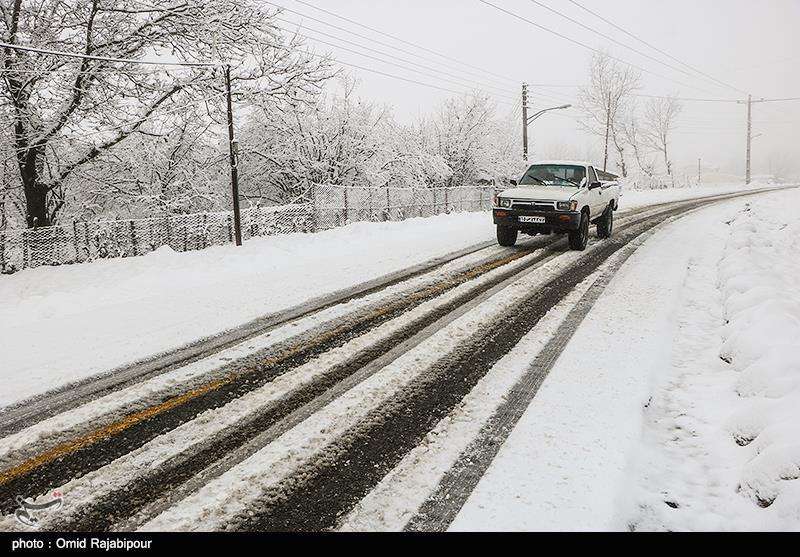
top-left (290, 0), bottom-right (520, 85)
top-left (757, 97), bottom-right (800, 102)
top-left (525, 0), bottom-right (721, 88)
top-left (633, 94), bottom-right (740, 103)
top-left (274, 17), bottom-right (518, 100)
top-left (566, 0), bottom-right (748, 96)
top-left (275, 22), bottom-right (517, 102)
top-left (300, 48), bottom-right (514, 105)
top-left (633, 93), bottom-right (800, 103)
top-left (478, 0), bottom-right (726, 97)
top-left (0, 41), bottom-right (217, 67)
top-left (263, 1), bottom-right (521, 89)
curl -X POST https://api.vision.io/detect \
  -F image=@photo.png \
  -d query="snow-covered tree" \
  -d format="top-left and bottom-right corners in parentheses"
top-left (621, 105), bottom-right (656, 177)
top-left (238, 77), bottom-right (401, 204)
top-left (0, 0), bottom-right (330, 227)
top-left (642, 95), bottom-right (682, 176)
top-left (423, 92), bottom-right (521, 189)
top-left (579, 51), bottom-right (641, 176)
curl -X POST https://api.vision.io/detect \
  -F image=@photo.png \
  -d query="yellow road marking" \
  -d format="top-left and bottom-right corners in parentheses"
top-left (0, 375), bottom-right (236, 486)
top-left (0, 247), bottom-right (535, 487)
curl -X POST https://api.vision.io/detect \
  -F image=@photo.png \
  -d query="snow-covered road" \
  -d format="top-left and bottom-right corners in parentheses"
top-left (0, 183), bottom-right (796, 532)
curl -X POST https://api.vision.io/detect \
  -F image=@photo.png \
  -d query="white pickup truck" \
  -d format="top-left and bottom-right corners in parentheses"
top-left (492, 160), bottom-right (621, 250)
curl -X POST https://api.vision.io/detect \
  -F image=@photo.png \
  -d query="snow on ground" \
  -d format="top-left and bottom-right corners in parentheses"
top-left (620, 189), bottom-right (800, 531)
top-left (0, 183), bottom-right (780, 408)
top-left (618, 181), bottom-right (765, 211)
top-left (0, 213), bottom-right (493, 407)
top-left (451, 187), bottom-right (800, 531)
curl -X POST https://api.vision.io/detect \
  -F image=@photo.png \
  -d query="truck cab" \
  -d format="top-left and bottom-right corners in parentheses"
top-left (492, 160), bottom-right (620, 250)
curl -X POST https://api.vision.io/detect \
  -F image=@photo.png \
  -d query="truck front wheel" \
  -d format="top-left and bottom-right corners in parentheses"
top-left (597, 203), bottom-right (614, 239)
top-left (568, 212), bottom-right (589, 251)
top-left (497, 225), bottom-right (518, 247)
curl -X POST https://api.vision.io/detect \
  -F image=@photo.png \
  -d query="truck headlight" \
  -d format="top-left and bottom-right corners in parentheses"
top-left (499, 198), bottom-right (512, 208)
top-left (557, 200), bottom-right (577, 211)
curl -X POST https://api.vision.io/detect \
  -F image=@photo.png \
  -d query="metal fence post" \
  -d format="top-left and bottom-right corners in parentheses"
top-left (343, 186), bottom-right (349, 224)
top-left (22, 230), bottom-right (28, 269)
top-left (130, 220), bottom-right (138, 256)
top-left (71, 220), bottom-right (79, 262)
top-left (311, 183), bottom-right (319, 232)
top-left (84, 222), bottom-right (90, 260)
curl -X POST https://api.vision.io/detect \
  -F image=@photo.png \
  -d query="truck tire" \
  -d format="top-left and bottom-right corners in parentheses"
top-left (497, 225), bottom-right (518, 247)
top-left (568, 211), bottom-right (589, 251)
top-left (597, 203), bottom-right (614, 239)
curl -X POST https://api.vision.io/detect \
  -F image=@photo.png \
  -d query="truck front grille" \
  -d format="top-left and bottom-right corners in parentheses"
top-left (511, 200), bottom-right (557, 212)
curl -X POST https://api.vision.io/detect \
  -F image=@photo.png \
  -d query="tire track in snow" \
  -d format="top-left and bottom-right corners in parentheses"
top-left (0, 239), bottom-right (560, 525)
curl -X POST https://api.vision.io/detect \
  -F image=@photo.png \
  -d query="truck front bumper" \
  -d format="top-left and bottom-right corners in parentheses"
top-left (493, 208), bottom-right (581, 232)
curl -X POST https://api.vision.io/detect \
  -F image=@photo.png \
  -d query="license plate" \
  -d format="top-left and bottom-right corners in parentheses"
top-left (519, 216), bottom-right (546, 224)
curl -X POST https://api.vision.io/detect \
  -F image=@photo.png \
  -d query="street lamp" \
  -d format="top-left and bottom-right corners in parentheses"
top-left (522, 104), bottom-right (571, 160)
top-left (527, 104), bottom-right (572, 124)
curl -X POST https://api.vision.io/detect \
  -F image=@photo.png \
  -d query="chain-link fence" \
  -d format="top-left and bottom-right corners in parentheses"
top-left (311, 184), bottom-right (494, 230)
top-left (0, 184), bottom-right (494, 274)
top-left (0, 203), bottom-right (313, 273)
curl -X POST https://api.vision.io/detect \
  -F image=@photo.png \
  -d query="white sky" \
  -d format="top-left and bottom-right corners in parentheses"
top-left (267, 0), bottom-right (800, 179)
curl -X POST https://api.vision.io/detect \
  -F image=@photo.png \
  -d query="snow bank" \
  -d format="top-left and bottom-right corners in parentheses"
top-left (718, 202), bottom-right (800, 512)
top-left (618, 188), bottom-right (800, 531)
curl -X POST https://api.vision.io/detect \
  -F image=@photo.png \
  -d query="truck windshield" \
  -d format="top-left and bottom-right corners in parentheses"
top-left (519, 165), bottom-right (585, 187)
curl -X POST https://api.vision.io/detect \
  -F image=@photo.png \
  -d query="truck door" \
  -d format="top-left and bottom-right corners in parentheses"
top-left (587, 166), bottom-right (604, 216)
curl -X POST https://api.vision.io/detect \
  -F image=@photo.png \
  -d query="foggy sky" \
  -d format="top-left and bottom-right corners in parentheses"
top-left (268, 0), bottom-right (800, 179)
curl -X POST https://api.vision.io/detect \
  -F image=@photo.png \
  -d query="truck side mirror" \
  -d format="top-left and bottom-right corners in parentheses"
top-left (510, 179), bottom-right (518, 186)
top-left (589, 181), bottom-right (602, 190)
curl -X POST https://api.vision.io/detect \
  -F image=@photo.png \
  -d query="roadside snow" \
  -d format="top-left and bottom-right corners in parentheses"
top-left (452, 187), bottom-right (799, 531)
top-left (620, 190), bottom-right (800, 531)
top-left (619, 182), bottom-right (769, 211)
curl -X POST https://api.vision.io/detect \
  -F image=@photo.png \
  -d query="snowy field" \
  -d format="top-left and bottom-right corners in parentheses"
top-left (0, 182), bottom-right (782, 407)
top-left (451, 186), bottom-right (800, 531)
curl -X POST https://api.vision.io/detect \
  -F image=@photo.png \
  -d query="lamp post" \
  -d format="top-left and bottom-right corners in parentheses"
top-left (522, 103), bottom-right (571, 160)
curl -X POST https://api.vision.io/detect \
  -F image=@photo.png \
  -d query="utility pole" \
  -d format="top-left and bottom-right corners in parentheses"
top-left (745, 94), bottom-right (752, 185)
top-left (522, 82), bottom-right (529, 161)
top-left (603, 107), bottom-right (610, 172)
top-left (224, 65), bottom-right (243, 246)
top-left (698, 158), bottom-right (701, 185)
top-left (737, 95), bottom-right (766, 186)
